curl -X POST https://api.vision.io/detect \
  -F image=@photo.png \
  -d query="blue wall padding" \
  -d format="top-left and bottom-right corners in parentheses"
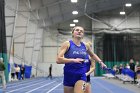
top-left (24, 66), bottom-right (32, 78)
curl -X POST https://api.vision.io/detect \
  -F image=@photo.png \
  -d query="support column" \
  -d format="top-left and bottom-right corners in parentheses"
top-left (0, 0), bottom-right (9, 82)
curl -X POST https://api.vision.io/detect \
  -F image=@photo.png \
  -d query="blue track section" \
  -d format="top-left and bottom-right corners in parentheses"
top-left (0, 77), bottom-right (135, 93)
top-left (91, 77), bottom-right (134, 93)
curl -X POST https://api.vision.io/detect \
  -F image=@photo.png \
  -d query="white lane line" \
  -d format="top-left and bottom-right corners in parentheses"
top-left (93, 80), bottom-right (114, 93)
top-left (25, 81), bottom-right (56, 93)
top-left (8, 79), bottom-right (45, 89)
top-left (7, 78), bottom-right (45, 86)
top-left (46, 82), bottom-right (62, 93)
top-left (6, 80), bottom-right (55, 93)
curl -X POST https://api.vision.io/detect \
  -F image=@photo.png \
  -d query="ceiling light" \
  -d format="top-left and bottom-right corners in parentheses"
top-left (120, 11), bottom-right (125, 15)
top-left (125, 3), bottom-right (132, 7)
top-left (73, 19), bottom-right (79, 23)
top-left (70, 24), bottom-right (75, 27)
top-left (71, 0), bottom-right (78, 3)
top-left (72, 11), bottom-right (78, 15)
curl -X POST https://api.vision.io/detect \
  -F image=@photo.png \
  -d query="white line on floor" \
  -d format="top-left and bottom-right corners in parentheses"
top-left (25, 81), bottom-right (56, 93)
top-left (6, 80), bottom-right (55, 93)
top-left (46, 82), bottom-right (62, 93)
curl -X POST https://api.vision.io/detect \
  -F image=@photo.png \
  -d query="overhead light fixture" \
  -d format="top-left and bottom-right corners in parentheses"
top-left (72, 11), bottom-right (78, 15)
top-left (70, 24), bottom-right (75, 27)
top-left (120, 11), bottom-right (125, 15)
top-left (73, 19), bottom-right (79, 23)
top-left (71, 0), bottom-right (78, 3)
top-left (125, 3), bottom-right (132, 7)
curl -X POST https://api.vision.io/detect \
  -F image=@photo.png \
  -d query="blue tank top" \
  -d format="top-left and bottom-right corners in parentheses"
top-left (64, 40), bottom-right (87, 74)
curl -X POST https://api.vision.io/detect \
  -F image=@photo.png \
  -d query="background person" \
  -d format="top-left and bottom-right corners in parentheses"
top-left (48, 64), bottom-right (52, 79)
top-left (20, 64), bottom-right (25, 80)
top-left (11, 63), bottom-right (16, 81)
top-left (129, 59), bottom-right (136, 83)
top-left (85, 57), bottom-right (95, 93)
top-left (136, 63), bottom-right (140, 86)
top-left (15, 64), bottom-right (20, 80)
top-left (84, 42), bottom-right (95, 93)
top-left (0, 57), bottom-right (6, 89)
top-left (119, 64), bottom-right (123, 74)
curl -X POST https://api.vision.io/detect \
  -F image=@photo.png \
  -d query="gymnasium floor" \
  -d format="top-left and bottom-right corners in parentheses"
top-left (0, 77), bottom-right (139, 93)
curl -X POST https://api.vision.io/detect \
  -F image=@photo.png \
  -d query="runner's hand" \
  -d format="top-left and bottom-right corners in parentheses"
top-left (73, 58), bottom-right (84, 63)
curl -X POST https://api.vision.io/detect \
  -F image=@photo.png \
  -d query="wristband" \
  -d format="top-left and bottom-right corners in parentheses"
top-left (99, 61), bottom-right (103, 64)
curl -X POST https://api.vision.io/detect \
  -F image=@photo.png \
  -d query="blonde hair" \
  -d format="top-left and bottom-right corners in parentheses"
top-left (71, 26), bottom-right (84, 38)
top-left (72, 26), bottom-right (84, 33)
top-left (87, 41), bottom-right (92, 47)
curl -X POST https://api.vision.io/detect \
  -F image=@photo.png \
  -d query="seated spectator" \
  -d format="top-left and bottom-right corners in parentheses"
top-left (136, 63), bottom-right (140, 73)
top-left (126, 63), bottom-right (130, 69)
top-left (119, 64), bottom-right (123, 74)
top-left (136, 64), bottom-right (140, 86)
top-left (113, 65), bottom-right (119, 74)
top-left (135, 61), bottom-right (139, 72)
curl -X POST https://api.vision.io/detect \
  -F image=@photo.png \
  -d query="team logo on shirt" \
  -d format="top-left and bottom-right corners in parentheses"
top-left (73, 50), bottom-right (86, 55)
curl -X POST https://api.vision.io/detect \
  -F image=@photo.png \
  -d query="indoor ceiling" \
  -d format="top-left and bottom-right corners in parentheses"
top-left (16, 0), bottom-right (140, 30)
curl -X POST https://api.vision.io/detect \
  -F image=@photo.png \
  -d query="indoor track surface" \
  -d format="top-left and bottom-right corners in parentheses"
top-left (0, 77), bottom-right (135, 93)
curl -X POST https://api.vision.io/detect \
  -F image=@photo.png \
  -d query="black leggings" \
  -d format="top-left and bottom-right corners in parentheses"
top-left (16, 72), bottom-right (19, 79)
